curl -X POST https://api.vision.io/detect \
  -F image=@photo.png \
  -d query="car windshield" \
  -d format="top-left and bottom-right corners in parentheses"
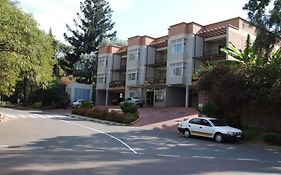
top-left (210, 119), bottom-right (228, 126)
top-left (133, 97), bottom-right (141, 99)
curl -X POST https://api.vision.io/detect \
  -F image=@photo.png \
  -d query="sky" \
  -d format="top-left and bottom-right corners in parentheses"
top-left (18, 0), bottom-right (249, 43)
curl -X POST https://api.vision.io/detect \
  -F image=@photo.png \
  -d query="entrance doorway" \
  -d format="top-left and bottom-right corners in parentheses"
top-left (189, 89), bottom-right (198, 108)
top-left (146, 90), bottom-right (154, 106)
top-left (154, 89), bottom-right (166, 107)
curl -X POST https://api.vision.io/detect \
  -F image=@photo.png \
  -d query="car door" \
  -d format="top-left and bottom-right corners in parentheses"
top-left (188, 118), bottom-right (202, 136)
top-left (198, 119), bottom-right (214, 138)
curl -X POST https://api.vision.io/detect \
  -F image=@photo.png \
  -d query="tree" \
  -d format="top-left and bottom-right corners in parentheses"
top-left (100, 37), bottom-right (127, 47)
top-left (243, 0), bottom-right (281, 54)
top-left (63, 0), bottom-right (116, 83)
top-left (0, 0), bottom-right (56, 102)
top-left (197, 40), bottom-right (281, 128)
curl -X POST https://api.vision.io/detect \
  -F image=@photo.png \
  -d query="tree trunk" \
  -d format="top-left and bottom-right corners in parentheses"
top-left (23, 77), bottom-right (27, 104)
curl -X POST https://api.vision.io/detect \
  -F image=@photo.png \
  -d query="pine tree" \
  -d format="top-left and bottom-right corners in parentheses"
top-left (63, 0), bottom-right (116, 83)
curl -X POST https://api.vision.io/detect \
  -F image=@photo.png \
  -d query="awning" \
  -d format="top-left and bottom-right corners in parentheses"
top-left (197, 26), bottom-right (227, 38)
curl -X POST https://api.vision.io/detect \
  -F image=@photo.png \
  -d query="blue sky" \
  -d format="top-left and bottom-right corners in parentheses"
top-left (18, 0), bottom-right (249, 43)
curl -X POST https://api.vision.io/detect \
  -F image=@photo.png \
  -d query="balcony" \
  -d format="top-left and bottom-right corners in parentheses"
top-left (109, 80), bottom-right (126, 88)
top-left (193, 49), bottom-right (226, 63)
top-left (144, 77), bottom-right (166, 86)
top-left (111, 63), bottom-right (127, 72)
top-left (145, 57), bottom-right (167, 68)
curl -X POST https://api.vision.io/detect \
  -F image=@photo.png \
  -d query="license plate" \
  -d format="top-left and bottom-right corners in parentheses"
top-left (237, 135), bottom-right (241, 138)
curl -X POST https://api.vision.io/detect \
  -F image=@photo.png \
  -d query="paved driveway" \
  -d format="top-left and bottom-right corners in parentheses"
top-left (134, 107), bottom-right (199, 131)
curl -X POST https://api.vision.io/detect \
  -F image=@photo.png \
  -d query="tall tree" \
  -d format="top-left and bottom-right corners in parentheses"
top-left (64, 0), bottom-right (116, 84)
top-left (243, 0), bottom-right (281, 54)
top-left (0, 0), bottom-right (56, 101)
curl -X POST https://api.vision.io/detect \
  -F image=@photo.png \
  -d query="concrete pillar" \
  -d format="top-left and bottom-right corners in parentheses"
top-left (105, 90), bottom-right (109, 105)
top-left (185, 86), bottom-right (189, 107)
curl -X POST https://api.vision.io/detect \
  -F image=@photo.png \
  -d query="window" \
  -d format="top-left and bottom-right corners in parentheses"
top-left (189, 118), bottom-right (201, 125)
top-left (170, 39), bottom-right (185, 54)
top-left (125, 97), bottom-right (132, 101)
top-left (128, 69), bottom-right (139, 81)
top-left (210, 119), bottom-right (227, 126)
top-left (201, 119), bottom-right (211, 127)
top-left (169, 62), bottom-right (185, 77)
top-left (97, 74), bottom-right (107, 84)
top-left (154, 90), bottom-right (166, 103)
top-left (128, 49), bottom-right (139, 61)
top-left (98, 57), bottom-right (108, 67)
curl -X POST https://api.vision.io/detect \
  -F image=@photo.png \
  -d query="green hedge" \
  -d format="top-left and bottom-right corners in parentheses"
top-left (263, 133), bottom-right (281, 146)
top-left (72, 108), bottom-right (139, 124)
top-left (119, 102), bottom-right (137, 114)
top-left (201, 101), bottom-right (218, 116)
top-left (80, 101), bottom-right (92, 108)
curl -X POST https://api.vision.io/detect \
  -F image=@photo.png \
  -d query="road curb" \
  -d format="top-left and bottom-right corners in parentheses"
top-left (66, 114), bottom-right (126, 126)
top-left (129, 113), bottom-right (142, 125)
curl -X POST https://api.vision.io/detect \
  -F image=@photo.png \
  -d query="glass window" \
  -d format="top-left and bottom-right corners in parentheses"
top-left (170, 39), bottom-right (185, 54)
top-left (128, 69), bottom-right (139, 81)
top-left (210, 119), bottom-right (227, 126)
top-left (97, 74), bottom-right (107, 84)
top-left (128, 49), bottom-right (139, 61)
top-left (98, 57), bottom-right (108, 67)
top-left (201, 119), bottom-right (211, 127)
top-left (154, 90), bottom-right (166, 103)
top-left (169, 62), bottom-right (185, 77)
top-left (189, 118), bottom-right (201, 125)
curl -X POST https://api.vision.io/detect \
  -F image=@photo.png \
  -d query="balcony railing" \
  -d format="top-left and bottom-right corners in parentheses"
top-left (155, 57), bottom-right (167, 64)
top-left (204, 49), bottom-right (224, 56)
top-left (120, 63), bottom-right (126, 69)
top-left (111, 64), bottom-right (126, 72)
top-left (145, 57), bottom-right (167, 67)
top-left (109, 80), bottom-right (126, 88)
top-left (144, 77), bottom-right (166, 85)
top-left (193, 49), bottom-right (226, 62)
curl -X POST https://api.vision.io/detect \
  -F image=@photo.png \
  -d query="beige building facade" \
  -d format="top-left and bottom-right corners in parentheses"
top-left (96, 17), bottom-right (257, 107)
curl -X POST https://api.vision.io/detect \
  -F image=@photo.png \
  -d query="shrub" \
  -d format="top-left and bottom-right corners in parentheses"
top-left (86, 108), bottom-right (107, 119)
top-left (80, 100), bottom-right (92, 108)
top-left (72, 106), bottom-right (139, 124)
top-left (201, 101), bottom-right (218, 116)
top-left (31, 102), bottom-right (42, 109)
top-left (122, 113), bottom-right (139, 124)
top-left (263, 133), bottom-right (281, 146)
top-left (106, 111), bottom-right (124, 123)
top-left (120, 102), bottom-right (137, 114)
top-left (41, 84), bottom-right (67, 107)
top-left (72, 108), bottom-right (89, 116)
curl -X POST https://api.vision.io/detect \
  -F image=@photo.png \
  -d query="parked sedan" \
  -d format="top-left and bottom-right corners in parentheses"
top-left (120, 97), bottom-right (145, 107)
top-left (178, 117), bottom-right (242, 143)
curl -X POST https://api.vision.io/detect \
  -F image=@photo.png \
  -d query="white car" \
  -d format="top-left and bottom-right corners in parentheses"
top-left (178, 117), bottom-right (242, 143)
top-left (72, 99), bottom-right (94, 108)
top-left (120, 97), bottom-right (145, 107)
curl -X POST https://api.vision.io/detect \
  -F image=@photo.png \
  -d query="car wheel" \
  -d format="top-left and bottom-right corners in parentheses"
top-left (183, 129), bottom-right (191, 138)
top-left (214, 133), bottom-right (223, 143)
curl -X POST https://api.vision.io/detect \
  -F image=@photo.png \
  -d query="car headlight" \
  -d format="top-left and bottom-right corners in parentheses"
top-left (227, 132), bottom-right (234, 136)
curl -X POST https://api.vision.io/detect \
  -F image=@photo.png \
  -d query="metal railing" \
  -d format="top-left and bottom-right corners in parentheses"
top-left (109, 80), bottom-right (126, 87)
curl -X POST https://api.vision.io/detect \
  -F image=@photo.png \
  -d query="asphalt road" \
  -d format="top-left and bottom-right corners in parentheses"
top-left (0, 107), bottom-right (280, 175)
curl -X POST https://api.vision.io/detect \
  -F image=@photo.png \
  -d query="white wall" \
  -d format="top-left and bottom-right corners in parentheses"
top-left (66, 83), bottom-right (93, 102)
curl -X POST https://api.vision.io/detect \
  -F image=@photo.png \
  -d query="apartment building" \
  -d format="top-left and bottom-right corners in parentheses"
top-left (96, 17), bottom-right (257, 107)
